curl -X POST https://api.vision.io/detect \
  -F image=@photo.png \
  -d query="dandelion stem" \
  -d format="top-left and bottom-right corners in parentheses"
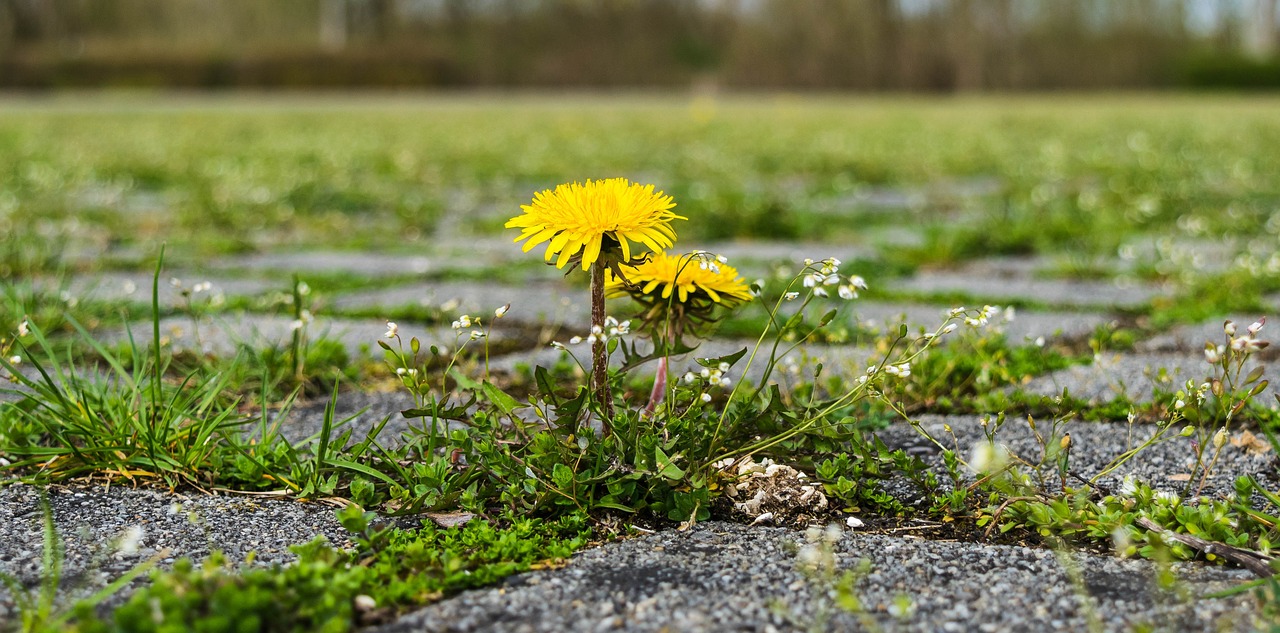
top-left (590, 261), bottom-right (614, 432)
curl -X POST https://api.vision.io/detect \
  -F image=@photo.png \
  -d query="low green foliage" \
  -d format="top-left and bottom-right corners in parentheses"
top-left (60, 510), bottom-right (588, 633)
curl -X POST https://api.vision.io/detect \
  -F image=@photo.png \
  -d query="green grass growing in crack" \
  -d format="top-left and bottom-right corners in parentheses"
top-left (24, 508), bottom-right (588, 633)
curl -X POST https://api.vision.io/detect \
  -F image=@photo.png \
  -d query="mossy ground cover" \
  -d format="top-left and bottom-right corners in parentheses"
top-left (0, 94), bottom-right (1278, 631)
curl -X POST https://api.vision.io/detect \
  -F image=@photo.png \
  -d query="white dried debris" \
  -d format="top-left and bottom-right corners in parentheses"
top-left (718, 456), bottom-right (829, 526)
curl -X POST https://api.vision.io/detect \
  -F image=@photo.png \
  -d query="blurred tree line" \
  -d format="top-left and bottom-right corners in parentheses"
top-left (0, 0), bottom-right (1277, 90)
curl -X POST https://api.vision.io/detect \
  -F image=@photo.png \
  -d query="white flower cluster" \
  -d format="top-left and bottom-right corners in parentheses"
top-left (683, 361), bottom-right (733, 389)
top-left (565, 316), bottom-right (631, 346)
top-left (797, 523), bottom-right (843, 575)
top-left (800, 257), bottom-right (866, 300)
top-left (959, 305), bottom-right (1001, 328)
top-left (289, 309), bottom-right (313, 331)
top-left (690, 250), bottom-right (729, 273)
top-left (883, 362), bottom-right (912, 378)
top-left (1207, 318), bottom-right (1268, 363)
top-left (451, 314), bottom-right (487, 341)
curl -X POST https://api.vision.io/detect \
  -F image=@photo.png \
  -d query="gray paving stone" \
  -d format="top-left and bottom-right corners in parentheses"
top-left (380, 521), bottom-right (1257, 633)
top-left (56, 272), bottom-right (275, 308)
top-left (1018, 352), bottom-right (1273, 405)
top-left (332, 281), bottom-right (590, 328)
top-left (1141, 314), bottom-right (1278, 353)
top-left (899, 262), bottom-right (1168, 309)
top-left (0, 484), bottom-right (348, 620)
top-left (845, 301), bottom-right (1109, 343)
top-left (208, 248), bottom-right (524, 277)
top-left (878, 414), bottom-right (1279, 500)
top-left (105, 314), bottom-right (511, 359)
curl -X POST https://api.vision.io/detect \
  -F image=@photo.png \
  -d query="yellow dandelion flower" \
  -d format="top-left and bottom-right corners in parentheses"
top-left (506, 178), bottom-right (685, 271)
top-left (606, 252), bottom-right (752, 306)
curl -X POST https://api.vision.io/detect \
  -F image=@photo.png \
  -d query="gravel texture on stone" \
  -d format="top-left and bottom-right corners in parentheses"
top-left (0, 484), bottom-right (348, 621)
top-left (875, 414), bottom-right (1280, 501)
top-left (52, 272), bottom-right (275, 308)
top-left (1017, 352), bottom-right (1273, 404)
top-left (332, 281), bottom-right (589, 329)
top-left (103, 314), bottom-right (510, 360)
top-left (897, 258), bottom-right (1169, 309)
top-left (378, 521), bottom-right (1258, 633)
top-left (845, 301), bottom-right (1109, 343)
top-left (1139, 315), bottom-right (1278, 354)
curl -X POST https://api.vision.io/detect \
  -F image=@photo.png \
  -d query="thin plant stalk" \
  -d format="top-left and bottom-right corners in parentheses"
top-left (589, 261), bottom-right (614, 432)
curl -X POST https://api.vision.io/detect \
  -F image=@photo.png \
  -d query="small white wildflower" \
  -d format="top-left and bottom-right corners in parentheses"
top-left (122, 280), bottom-right (137, 295)
top-left (803, 258), bottom-right (814, 266)
top-left (169, 277), bottom-right (182, 288)
top-left (822, 274), bottom-right (840, 286)
top-left (717, 362), bottom-right (730, 372)
top-left (17, 319), bottom-right (29, 337)
top-left (1118, 475), bottom-right (1137, 497)
top-left (569, 336), bottom-right (583, 345)
top-left (968, 441), bottom-right (1009, 474)
top-left (1225, 321), bottom-right (1237, 337)
top-left (590, 325), bottom-right (603, 335)
top-left (495, 304), bottom-right (510, 318)
top-left (838, 285), bottom-right (855, 300)
top-left (384, 322), bottom-right (398, 338)
top-left (1204, 346), bottom-right (1220, 363)
top-left (354, 595), bottom-right (376, 611)
top-left (1174, 399), bottom-right (1186, 410)
top-left (803, 274), bottom-right (818, 288)
top-left (948, 306), bottom-right (967, 317)
top-left (683, 372), bottom-right (697, 384)
top-left (813, 287), bottom-right (828, 297)
top-left (396, 367), bottom-right (407, 376)
top-left (941, 323), bottom-right (958, 334)
top-left (550, 341), bottom-right (567, 350)
top-left (117, 526), bottom-right (145, 556)
top-left (406, 368), bottom-right (418, 377)
top-left (784, 292), bottom-right (799, 301)
top-left (586, 334), bottom-right (598, 345)
top-left (1156, 490), bottom-right (1179, 504)
top-left (8, 355), bottom-right (20, 365)
top-left (192, 281), bottom-right (212, 294)
top-left (700, 393), bottom-right (712, 403)
top-left (1248, 318), bottom-right (1265, 336)
top-left (823, 523), bottom-right (843, 544)
top-left (1034, 336), bottom-right (1045, 347)
top-left (716, 254), bottom-right (728, 264)
top-left (289, 319), bottom-right (305, 331)
top-left (297, 282), bottom-right (311, 296)
top-left (469, 330), bottom-right (485, 341)
top-left (701, 368), bottom-right (711, 379)
top-left (719, 377), bottom-right (732, 387)
top-left (604, 316), bottom-right (618, 328)
top-left (459, 315), bottom-right (473, 328)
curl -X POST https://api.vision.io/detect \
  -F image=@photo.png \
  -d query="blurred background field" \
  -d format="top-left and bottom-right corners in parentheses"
top-left (1, 94), bottom-right (1277, 264)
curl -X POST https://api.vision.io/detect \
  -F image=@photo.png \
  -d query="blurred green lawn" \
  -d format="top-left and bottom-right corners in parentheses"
top-left (0, 93), bottom-right (1277, 277)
